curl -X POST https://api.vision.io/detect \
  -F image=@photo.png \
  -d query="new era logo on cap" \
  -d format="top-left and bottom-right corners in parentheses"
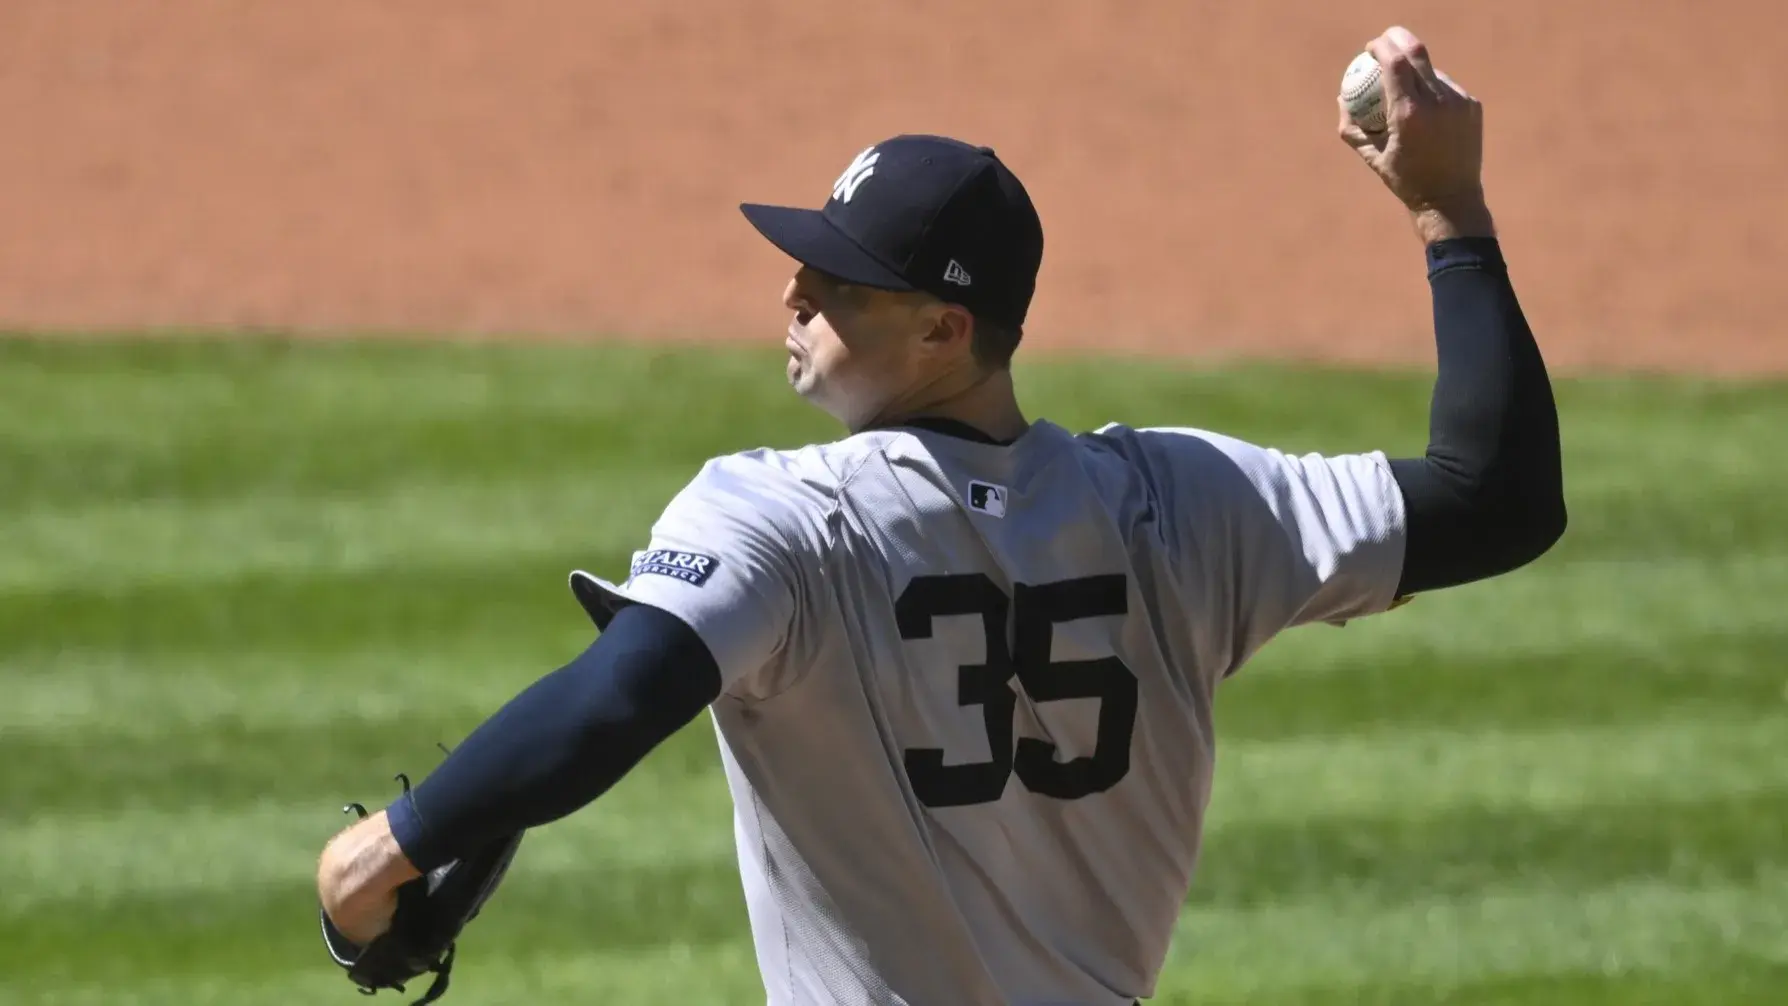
top-left (738, 134), bottom-right (1044, 332)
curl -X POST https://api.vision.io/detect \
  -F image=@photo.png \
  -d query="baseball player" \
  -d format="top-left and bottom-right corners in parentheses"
top-left (318, 27), bottom-right (1564, 1005)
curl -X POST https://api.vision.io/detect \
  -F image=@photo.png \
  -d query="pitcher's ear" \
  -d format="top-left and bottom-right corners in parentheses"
top-left (918, 302), bottom-right (974, 355)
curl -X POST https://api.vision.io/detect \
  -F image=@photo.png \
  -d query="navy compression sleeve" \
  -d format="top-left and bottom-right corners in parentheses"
top-left (1389, 237), bottom-right (1567, 596)
top-left (384, 602), bottom-right (721, 871)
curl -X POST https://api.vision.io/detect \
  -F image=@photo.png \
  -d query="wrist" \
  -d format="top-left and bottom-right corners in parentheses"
top-left (1408, 191), bottom-right (1496, 243)
top-left (318, 812), bottom-right (421, 908)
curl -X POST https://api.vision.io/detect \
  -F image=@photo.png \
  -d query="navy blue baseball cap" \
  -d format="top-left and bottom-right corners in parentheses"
top-left (740, 135), bottom-right (1044, 330)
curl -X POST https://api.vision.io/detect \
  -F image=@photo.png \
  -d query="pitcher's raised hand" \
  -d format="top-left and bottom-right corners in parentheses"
top-left (1339, 26), bottom-right (1494, 241)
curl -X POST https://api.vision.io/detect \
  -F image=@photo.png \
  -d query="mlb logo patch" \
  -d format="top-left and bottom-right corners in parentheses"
top-left (967, 480), bottom-right (1008, 518)
top-left (630, 549), bottom-right (720, 587)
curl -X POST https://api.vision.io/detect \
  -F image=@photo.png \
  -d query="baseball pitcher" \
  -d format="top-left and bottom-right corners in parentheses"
top-left (316, 26), bottom-right (1565, 1006)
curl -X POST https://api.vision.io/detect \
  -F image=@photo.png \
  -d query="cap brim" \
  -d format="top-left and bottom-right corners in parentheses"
top-left (739, 204), bottom-right (914, 290)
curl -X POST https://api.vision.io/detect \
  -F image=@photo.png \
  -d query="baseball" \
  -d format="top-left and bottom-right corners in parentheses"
top-left (1339, 51), bottom-right (1387, 133)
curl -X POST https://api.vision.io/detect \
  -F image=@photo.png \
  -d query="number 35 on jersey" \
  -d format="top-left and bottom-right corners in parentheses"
top-left (895, 572), bottom-right (1137, 809)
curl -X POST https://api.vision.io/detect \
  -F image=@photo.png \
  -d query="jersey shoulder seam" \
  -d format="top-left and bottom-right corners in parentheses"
top-left (1072, 425), bottom-right (1208, 616)
top-left (714, 443), bottom-right (862, 707)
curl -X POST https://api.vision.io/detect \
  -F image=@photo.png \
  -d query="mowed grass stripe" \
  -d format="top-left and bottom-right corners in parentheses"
top-left (1206, 715), bottom-right (1788, 823)
top-left (6, 339), bottom-right (1788, 563)
top-left (1192, 789), bottom-right (1788, 908)
top-left (0, 700), bottom-right (726, 818)
top-left (8, 694), bottom-right (1783, 820)
top-left (1157, 873), bottom-right (1788, 1001)
top-left (0, 768), bottom-right (735, 911)
top-left (7, 783), bottom-right (1783, 921)
top-left (1177, 968), bottom-right (1788, 1006)
top-left (0, 338), bottom-right (836, 510)
top-left (8, 441), bottom-right (1782, 593)
top-left (7, 561), bottom-right (1783, 739)
top-left (1, 649), bottom-right (559, 737)
top-left (19, 966), bottom-right (1788, 1006)
top-left (0, 472), bottom-right (692, 593)
top-left (1224, 552), bottom-right (1788, 678)
top-left (10, 547), bottom-right (1777, 663)
top-left (0, 560), bottom-right (597, 659)
top-left (11, 622), bottom-right (1781, 741)
top-left (11, 683), bottom-right (1782, 820)
top-left (6, 874), bottom-right (1783, 1003)
top-left (3, 940), bottom-right (771, 1006)
top-left (6, 530), bottom-right (1784, 659)
top-left (2, 857), bottom-right (757, 986)
top-left (1219, 628), bottom-right (1788, 739)
top-left (9, 714), bottom-right (1784, 903)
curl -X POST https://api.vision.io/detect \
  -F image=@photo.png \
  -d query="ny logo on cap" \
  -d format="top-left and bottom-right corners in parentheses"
top-left (831, 146), bottom-right (879, 204)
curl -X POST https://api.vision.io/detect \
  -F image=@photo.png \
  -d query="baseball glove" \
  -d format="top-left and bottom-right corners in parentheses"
top-left (320, 774), bottom-right (525, 1005)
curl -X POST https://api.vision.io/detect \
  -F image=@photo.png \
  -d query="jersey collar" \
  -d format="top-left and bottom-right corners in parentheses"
top-left (884, 416), bottom-right (1021, 447)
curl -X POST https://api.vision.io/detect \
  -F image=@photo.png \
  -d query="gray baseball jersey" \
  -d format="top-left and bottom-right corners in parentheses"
top-left (570, 418), bottom-right (1408, 1005)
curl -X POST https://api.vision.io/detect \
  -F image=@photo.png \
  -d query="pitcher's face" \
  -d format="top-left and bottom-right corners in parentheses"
top-left (781, 267), bottom-right (948, 431)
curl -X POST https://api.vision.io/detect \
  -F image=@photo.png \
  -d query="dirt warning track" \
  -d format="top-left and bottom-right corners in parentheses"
top-left (1, 1), bottom-right (1783, 374)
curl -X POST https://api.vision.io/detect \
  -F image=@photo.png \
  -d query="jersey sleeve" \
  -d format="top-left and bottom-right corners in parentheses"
top-left (1105, 424), bottom-right (1409, 675)
top-left (569, 451), bottom-right (822, 701)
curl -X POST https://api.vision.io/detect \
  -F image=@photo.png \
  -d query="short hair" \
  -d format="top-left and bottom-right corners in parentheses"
top-left (970, 317), bottom-right (1022, 370)
top-left (906, 290), bottom-right (1022, 370)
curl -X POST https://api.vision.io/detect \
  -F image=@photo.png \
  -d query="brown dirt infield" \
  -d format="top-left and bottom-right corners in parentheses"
top-left (2, 1), bottom-right (1784, 375)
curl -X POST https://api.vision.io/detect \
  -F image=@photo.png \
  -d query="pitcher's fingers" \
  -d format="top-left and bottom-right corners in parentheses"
top-left (1366, 35), bottom-right (1432, 108)
top-left (1386, 26), bottom-right (1445, 93)
top-left (1434, 69), bottom-right (1472, 101)
top-left (1336, 98), bottom-right (1388, 153)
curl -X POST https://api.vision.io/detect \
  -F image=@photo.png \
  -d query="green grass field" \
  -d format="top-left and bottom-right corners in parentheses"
top-left (3, 335), bottom-right (1786, 1005)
